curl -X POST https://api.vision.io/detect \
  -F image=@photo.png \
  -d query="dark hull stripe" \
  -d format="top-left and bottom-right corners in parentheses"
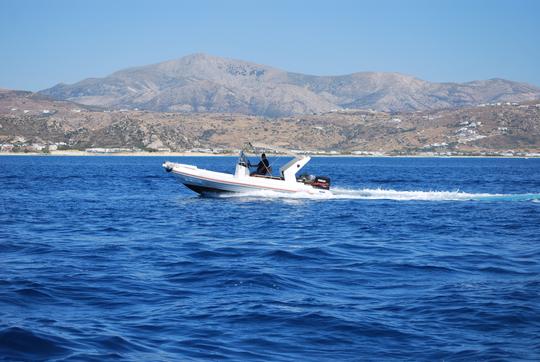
top-left (184, 184), bottom-right (232, 195)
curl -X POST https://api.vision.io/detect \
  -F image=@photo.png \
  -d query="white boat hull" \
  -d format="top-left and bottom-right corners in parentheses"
top-left (163, 162), bottom-right (332, 196)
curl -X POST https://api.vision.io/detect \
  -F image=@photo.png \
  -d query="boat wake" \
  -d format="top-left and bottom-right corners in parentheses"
top-left (332, 188), bottom-right (540, 201)
top-left (214, 187), bottom-right (540, 202)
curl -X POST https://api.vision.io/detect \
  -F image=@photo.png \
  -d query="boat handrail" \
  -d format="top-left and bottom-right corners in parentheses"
top-left (247, 142), bottom-right (300, 158)
top-left (250, 174), bottom-right (283, 180)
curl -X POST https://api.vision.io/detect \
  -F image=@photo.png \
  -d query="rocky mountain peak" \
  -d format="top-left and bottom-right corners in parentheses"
top-left (39, 54), bottom-right (540, 116)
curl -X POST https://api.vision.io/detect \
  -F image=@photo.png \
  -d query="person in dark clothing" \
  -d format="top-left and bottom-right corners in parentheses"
top-left (250, 153), bottom-right (271, 176)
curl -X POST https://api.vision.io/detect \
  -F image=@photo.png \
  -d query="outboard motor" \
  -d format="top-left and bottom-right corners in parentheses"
top-left (311, 176), bottom-right (331, 190)
top-left (298, 173), bottom-right (331, 190)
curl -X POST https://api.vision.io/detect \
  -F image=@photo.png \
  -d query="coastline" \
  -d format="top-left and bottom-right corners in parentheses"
top-left (1, 151), bottom-right (235, 157)
top-left (1, 150), bottom-right (539, 158)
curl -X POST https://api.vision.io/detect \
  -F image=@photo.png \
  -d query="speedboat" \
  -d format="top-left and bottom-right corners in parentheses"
top-left (163, 145), bottom-right (332, 196)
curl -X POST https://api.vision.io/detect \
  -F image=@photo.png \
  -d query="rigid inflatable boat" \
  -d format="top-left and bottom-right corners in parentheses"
top-left (163, 146), bottom-right (331, 196)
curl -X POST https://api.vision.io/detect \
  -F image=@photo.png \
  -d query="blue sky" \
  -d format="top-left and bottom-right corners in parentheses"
top-left (1, 0), bottom-right (539, 90)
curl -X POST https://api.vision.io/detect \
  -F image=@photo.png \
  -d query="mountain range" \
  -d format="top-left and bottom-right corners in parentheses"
top-left (2, 88), bottom-right (539, 155)
top-left (39, 54), bottom-right (540, 117)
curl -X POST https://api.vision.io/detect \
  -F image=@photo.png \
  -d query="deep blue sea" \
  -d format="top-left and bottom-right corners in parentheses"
top-left (1, 156), bottom-right (539, 361)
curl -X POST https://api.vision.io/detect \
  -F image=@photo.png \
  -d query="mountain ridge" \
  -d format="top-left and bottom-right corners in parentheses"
top-left (39, 53), bottom-right (540, 116)
top-left (2, 88), bottom-right (539, 155)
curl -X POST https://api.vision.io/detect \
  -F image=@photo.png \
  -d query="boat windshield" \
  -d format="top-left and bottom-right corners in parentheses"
top-left (238, 150), bottom-right (248, 167)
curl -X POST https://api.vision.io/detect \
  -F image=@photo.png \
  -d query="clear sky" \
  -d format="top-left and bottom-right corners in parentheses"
top-left (1, 0), bottom-right (539, 91)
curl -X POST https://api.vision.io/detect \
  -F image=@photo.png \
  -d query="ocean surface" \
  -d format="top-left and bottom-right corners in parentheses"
top-left (1, 156), bottom-right (539, 361)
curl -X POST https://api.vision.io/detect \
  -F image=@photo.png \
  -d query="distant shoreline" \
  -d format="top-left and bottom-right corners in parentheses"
top-left (0, 151), bottom-right (235, 157)
top-left (1, 151), bottom-right (539, 158)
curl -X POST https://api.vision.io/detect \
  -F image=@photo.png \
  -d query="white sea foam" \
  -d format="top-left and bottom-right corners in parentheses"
top-left (331, 188), bottom-right (501, 201)
top-left (214, 187), bottom-right (540, 202)
top-left (216, 189), bottom-right (331, 200)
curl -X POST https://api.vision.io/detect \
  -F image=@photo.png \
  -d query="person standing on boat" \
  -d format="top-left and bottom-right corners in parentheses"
top-left (250, 153), bottom-right (271, 176)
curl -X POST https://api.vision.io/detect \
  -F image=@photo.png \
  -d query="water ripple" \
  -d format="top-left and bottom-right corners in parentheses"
top-left (0, 156), bottom-right (539, 361)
